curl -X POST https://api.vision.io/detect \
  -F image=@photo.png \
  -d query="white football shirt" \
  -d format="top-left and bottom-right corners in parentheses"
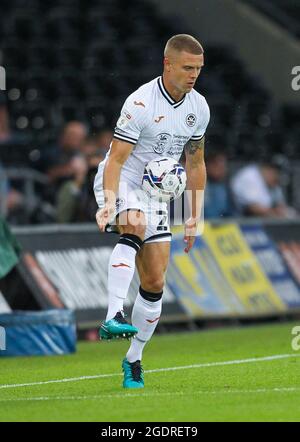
top-left (101, 76), bottom-right (210, 186)
top-left (230, 165), bottom-right (285, 213)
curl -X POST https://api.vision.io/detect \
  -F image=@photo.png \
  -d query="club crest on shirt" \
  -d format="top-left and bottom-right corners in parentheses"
top-left (186, 113), bottom-right (196, 127)
top-left (153, 133), bottom-right (172, 154)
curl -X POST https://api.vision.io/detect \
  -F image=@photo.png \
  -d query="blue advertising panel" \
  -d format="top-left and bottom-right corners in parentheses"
top-left (241, 224), bottom-right (300, 308)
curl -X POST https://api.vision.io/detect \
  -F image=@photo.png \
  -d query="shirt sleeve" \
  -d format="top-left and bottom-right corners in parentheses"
top-left (191, 99), bottom-right (210, 141)
top-left (113, 94), bottom-right (147, 145)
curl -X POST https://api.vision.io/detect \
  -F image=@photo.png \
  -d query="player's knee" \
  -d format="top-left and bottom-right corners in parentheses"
top-left (140, 276), bottom-right (165, 294)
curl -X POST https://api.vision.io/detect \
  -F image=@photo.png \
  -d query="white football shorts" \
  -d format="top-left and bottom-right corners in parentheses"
top-left (93, 163), bottom-right (171, 244)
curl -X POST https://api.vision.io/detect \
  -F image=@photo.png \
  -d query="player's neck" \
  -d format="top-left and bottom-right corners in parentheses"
top-left (162, 74), bottom-right (185, 103)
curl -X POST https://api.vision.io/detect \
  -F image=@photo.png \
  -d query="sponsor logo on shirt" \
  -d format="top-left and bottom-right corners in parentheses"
top-left (153, 133), bottom-right (172, 154)
top-left (154, 116), bottom-right (165, 123)
top-left (166, 135), bottom-right (189, 156)
top-left (134, 101), bottom-right (145, 107)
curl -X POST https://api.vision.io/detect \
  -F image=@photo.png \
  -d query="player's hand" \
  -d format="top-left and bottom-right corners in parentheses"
top-left (184, 217), bottom-right (198, 253)
top-left (96, 204), bottom-right (115, 232)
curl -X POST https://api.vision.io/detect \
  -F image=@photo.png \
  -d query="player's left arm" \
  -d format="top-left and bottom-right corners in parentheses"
top-left (183, 136), bottom-right (206, 253)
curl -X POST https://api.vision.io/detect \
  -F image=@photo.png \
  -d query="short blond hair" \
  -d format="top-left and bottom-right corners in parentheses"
top-left (164, 34), bottom-right (204, 56)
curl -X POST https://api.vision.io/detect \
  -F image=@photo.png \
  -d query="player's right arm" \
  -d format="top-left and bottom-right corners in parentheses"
top-left (96, 139), bottom-right (133, 232)
top-left (96, 90), bottom-right (147, 232)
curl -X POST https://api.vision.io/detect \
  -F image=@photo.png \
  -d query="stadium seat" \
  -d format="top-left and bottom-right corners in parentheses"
top-left (243, 0), bottom-right (300, 37)
top-left (0, 0), bottom-right (297, 170)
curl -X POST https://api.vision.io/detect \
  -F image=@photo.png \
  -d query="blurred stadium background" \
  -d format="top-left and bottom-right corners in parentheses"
top-left (1, 0), bottom-right (300, 407)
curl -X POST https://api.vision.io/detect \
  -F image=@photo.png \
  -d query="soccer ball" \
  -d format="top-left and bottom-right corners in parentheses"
top-left (142, 157), bottom-right (187, 202)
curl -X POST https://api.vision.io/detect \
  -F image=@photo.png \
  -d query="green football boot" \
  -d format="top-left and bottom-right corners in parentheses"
top-left (122, 358), bottom-right (144, 389)
top-left (99, 312), bottom-right (138, 340)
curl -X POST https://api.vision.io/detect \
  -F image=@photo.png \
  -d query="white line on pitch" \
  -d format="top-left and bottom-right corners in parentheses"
top-left (0, 387), bottom-right (299, 403)
top-left (0, 353), bottom-right (299, 390)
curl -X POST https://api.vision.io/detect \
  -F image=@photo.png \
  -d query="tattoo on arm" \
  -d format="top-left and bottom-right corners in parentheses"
top-left (185, 137), bottom-right (205, 155)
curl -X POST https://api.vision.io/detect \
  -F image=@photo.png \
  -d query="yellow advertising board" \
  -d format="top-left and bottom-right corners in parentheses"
top-left (169, 226), bottom-right (247, 317)
top-left (203, 223), bottom-right (286, 313)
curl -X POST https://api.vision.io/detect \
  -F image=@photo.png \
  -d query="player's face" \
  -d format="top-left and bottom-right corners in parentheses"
top-left (262, 166), bottom-right (280, 188)
top-left (168, 51), bottom-right (204, 94)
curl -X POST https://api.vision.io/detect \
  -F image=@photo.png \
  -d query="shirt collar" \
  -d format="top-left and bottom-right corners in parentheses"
top-left (157, 76), bottom-right (186, 108)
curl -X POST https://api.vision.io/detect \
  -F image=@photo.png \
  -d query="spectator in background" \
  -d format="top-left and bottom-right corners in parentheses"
top-left (56, 133), bottom-right (108, 223)
top-left (204, 150), bottom-right (233, 218)
top-left (230, 158), bottom-right (297, 218)
top-left (80, 135), bottom-right (107, 170)
top-left (35, 121), bottom-right (89, 205)
top-left (0, 91), bottom-right (26, 147)
top-left (39, 121), bottom-right (88, 182)
top-left (0, 162), bottom-right (24, 221)
top-left (56, 155), bottom-right (89, 222)
top-left (0, 92), bottom-right (11, 144)
top-left (94, 128), bottom-right (113, 158)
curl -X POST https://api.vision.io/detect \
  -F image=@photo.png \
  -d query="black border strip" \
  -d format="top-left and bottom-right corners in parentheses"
top-left (113, 133), bottom-right (138, 145)
top-left (191, 133), bottom-right (205, 141)
top-left (144, 232), bottom-right (172, 243)
top-left (173, 99), bottom-right (185, 108)
top-left (157, 78), bottom-right (174, 105)
top-left (190, 134), bottom-right (204, 141)
top-left (158, 77), bottom-right (186, 108)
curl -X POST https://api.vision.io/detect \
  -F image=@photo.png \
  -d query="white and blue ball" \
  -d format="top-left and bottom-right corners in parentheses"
top-left (142, 157), bottom-right (187, 202)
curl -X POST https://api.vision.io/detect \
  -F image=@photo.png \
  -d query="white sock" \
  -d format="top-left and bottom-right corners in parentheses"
top-left (126, 336), bottom-right (147, 363)
top-left (126, 290), bottom-right (162, 362)
top-left (106, 235), bottom-right (142, 321)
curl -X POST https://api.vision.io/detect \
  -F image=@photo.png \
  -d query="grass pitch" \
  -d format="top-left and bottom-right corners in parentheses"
top-left (1, 321), bottom-right (300, 422)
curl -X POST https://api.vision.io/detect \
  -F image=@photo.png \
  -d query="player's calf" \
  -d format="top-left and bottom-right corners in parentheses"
top-left (105, 232), bottom-right (143, 322)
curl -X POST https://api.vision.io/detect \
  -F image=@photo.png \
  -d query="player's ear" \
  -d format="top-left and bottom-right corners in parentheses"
top-left (164, 57), bottom-right (171, 72)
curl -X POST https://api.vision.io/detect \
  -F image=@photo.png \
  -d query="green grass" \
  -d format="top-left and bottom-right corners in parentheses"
top-left (1, 321), bottom-right (300, 422)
